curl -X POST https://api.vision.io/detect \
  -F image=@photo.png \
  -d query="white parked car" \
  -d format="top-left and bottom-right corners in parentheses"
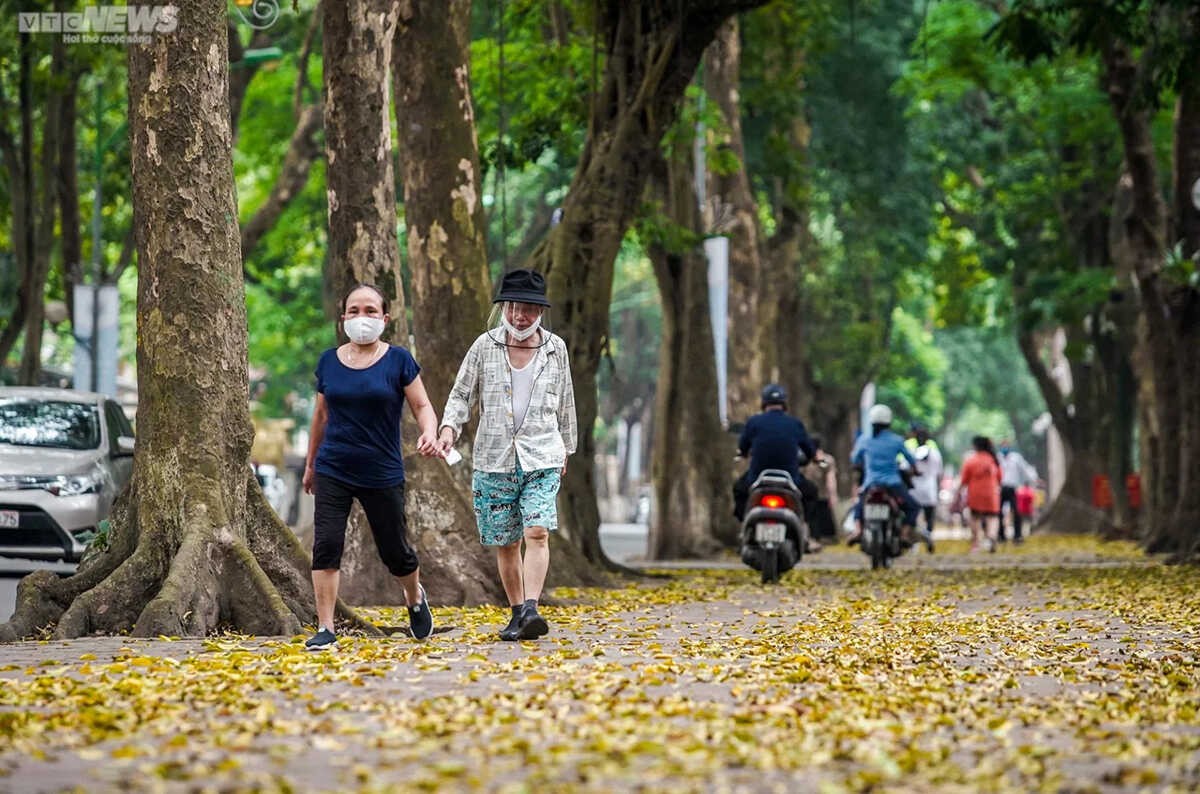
top-left (0, 388), bottom-right (134, 561)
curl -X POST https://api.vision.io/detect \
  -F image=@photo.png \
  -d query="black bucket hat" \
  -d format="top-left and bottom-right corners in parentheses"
top-left (494, 269), bottom-right (550, 307)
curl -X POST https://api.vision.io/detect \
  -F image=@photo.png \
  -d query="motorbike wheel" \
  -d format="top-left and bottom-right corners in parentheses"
top-left (761, 548), bottom-right (779, 584)
top-left (869, 525), bottom-right (887, 571)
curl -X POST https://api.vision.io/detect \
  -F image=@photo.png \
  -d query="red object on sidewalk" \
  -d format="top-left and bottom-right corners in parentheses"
top-left (1126, 473), bottom-right (1142, 510)
top-left (1016, 485), bottom-right (1035, 517)
top-left (1092, 475), bottom-right (1113, 510)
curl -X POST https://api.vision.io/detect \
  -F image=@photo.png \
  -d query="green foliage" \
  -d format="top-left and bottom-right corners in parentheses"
top-left (875, 306), bottom-right (948, 429)
top-left (470, 0), bottom-right (594, 269)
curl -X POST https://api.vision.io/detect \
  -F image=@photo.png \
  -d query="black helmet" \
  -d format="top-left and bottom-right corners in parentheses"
top-left (761, 383), bottom-right (787, 408)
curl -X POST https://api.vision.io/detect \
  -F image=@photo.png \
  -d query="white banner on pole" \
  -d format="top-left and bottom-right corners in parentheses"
top-left (705, 235), bottom-right (730, 427)
top-left (73, 283), bottom-right (95, 392)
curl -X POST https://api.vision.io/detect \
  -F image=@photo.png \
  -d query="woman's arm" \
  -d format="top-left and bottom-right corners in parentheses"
top-left (403, 374), bottom-right (441, 456)
top-left (303, 394), bottom-right (328, 494)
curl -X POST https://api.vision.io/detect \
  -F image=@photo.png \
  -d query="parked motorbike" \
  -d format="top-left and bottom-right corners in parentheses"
top-left (739, 468), bottom-right (807, 584)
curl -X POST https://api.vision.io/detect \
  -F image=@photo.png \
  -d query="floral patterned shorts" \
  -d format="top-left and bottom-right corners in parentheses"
top-left (472, 464), bottom-right (562, 546)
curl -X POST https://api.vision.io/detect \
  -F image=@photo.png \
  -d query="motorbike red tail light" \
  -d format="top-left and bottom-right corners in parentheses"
top-left (759, 494), bottom-right (786, 509)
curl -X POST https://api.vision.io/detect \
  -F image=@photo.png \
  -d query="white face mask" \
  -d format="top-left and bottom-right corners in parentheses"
top-left (502, 314), bottom-right (541, 342)
top-left (343, 316), bottom-right (386, 345)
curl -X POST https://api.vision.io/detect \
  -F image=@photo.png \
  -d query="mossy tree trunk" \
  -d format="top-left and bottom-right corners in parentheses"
top-left (645, 149), bottom-right (730, 559)
top-left (1103, 40), bottom-right (1200, 561)
top-left (523, 0), bottom-right (767, 567)
top-left (391, 0), bottom-right (506, 604)
top-left (1, 0), bottom-right (351, 641)
top-left (319, 0), bottom-right (414, 605)
top-left (705, 17), bottom-right (771, 425)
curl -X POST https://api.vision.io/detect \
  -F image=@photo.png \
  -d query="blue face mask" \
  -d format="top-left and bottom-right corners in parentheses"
top-left (999, 446), bottom-right (1011, 455)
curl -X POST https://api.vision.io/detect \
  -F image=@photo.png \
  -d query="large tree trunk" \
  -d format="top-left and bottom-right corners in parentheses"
top-left (524, 0), bottom-right (767, 567)
top-left (1103, 41), bottom-right (1200, 560)
top-left (1165, 57), bottom-right (1200, 561)
top-left (705, 17), bottom-right (771, 423)
top-left (391, 0), bottom-right (507, 604)
top-left (645, 151), bottom-right (731, 558)
top-left (58, 68), bottom-right (83, 313)
top-left (321, 0), bottom-right (408, 605)
top-left (17, 27), bottom-right (67, 386)
top-left (0, 0), bottom-right (356, 642)
top-left (0, 33), bottom-right (36, 373)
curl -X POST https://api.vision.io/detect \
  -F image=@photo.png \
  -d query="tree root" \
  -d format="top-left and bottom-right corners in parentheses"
top-left (54, 544), bottom-right (168, 639)
top-left (0, 485), bottom-right (143, 642)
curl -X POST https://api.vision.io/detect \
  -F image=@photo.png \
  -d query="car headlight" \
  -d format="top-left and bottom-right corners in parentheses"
top-left (0, 474), bottom-right (102, 496)
top-left (54, 474), bottom-right (102, 496)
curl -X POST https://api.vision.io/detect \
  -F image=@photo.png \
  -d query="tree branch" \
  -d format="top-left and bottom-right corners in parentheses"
top-left (1017, 329), bottom-right (1074, 437)
top-left (293, 1), bottom-right (322, 118)
top-left (240, 103), bottom-right (323, 279)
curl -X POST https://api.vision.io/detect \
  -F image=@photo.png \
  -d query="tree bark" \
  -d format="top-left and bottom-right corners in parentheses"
top-left (391, 0), bottom-right (507, 604)
top-left (0, 0), bottom-right (367, 642)
top-left (523, 0), bottom-right (768, 567)
top-left (645, 150), bottom-right (730, 558)
top-left (1165, 53), bottom-right (1200, 560)
top-left (705, 17), bottom-right (772, 423)
top-left (0, 33), bottom-right (36, 374)
top-left (321, 0), bottom-right (409, 605)
top-left (1103, 40), bottom-right (1200, 560)
top-left (58, 69), bottom-right (83, 316)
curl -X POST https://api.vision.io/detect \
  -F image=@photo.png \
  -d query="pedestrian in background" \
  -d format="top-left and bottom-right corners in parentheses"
top-left (998, 439), bottom-right (1038, 544)
top-left (905, 423), bottom-right (943, 551)
top-left (959, 435), bottom-right (1001, 553)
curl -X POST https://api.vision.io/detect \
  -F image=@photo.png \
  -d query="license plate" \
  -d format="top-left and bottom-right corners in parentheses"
top-left (864, 503), bottom-right (891, 521)
top-left (755, 522), bottom-right (786, 544)
top-left (0, 510), bottom-right (18, 529)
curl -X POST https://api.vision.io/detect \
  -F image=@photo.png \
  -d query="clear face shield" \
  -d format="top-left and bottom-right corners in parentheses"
top-left (488, 301), bottom-right (550, 346)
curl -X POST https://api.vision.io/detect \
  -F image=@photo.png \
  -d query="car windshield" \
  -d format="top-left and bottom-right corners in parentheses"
top-left (0, 399), bottom-right (101, 450)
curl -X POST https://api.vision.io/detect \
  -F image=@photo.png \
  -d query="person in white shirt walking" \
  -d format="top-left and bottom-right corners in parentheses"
top-left (998, 439), bottom-right (1038, 544)
top-left (438, 269), bottom-right (578, 641)
top-left (905, 424), bottom-right (943, 551)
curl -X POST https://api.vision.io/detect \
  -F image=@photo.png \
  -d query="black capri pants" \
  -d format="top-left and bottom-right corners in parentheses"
top-left (312, 473), bottom-right (419, 576)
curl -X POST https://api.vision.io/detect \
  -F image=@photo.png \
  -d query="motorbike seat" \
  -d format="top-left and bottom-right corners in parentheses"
top-left (752, 469), bottom-right (800, 494)
top-left (865, 486), bottom-right (901, 511)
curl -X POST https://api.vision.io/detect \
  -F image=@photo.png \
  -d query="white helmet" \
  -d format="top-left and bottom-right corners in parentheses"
top-left (868, 403), bottom-right (893, 426)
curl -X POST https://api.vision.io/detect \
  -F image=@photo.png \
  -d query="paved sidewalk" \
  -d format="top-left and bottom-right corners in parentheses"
top-left (0, 538), bottom-right (1196, 792)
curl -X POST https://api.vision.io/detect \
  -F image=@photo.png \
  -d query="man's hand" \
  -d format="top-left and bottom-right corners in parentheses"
top-left (302, 464), bottom-right (315, 495)
top-left (437, 427), bottom-right (456, 457)
top-left (416, 431), bottom-right (440, 457)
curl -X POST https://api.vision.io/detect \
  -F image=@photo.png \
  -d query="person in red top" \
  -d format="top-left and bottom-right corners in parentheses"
top-left (959, 436), bottom-right (1002, 552)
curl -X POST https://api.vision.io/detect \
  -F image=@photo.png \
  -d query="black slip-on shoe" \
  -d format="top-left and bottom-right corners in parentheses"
top-left (517, 609), bottom-right (549, 640)
top-left (499, 612), bottom-right (523, 641)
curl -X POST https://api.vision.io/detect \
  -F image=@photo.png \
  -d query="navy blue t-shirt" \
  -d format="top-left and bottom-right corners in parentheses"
top-left (314, 345), bottom-right (420, 488)
top-left (738, 410), bottom-right (817, 482)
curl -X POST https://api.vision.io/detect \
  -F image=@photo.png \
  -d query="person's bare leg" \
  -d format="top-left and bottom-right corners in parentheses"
top-left (312, 569), bottom-right (340, 630)
top-left (496, 540), bottom-right (524, 606)
top-left (521, 526), bottom-right (550, 602)
top-left (394, 569), bottom-right (421, 606)
top-left (970, 515), bottom-right (982, 550)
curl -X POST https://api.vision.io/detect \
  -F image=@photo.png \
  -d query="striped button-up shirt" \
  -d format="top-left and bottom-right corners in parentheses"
top-left (440, 329), bottom-right (578, 473)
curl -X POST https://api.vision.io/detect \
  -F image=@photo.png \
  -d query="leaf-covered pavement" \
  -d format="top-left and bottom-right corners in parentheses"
top-left (0, 537), bottom-right (1197, 792)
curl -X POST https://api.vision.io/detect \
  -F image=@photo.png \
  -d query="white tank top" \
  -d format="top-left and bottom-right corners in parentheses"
top-left (509, 356), bottom-right (535, 431)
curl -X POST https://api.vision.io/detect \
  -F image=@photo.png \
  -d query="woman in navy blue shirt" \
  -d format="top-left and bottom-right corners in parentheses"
top-left (301, 284), bottom-right (442, 649)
